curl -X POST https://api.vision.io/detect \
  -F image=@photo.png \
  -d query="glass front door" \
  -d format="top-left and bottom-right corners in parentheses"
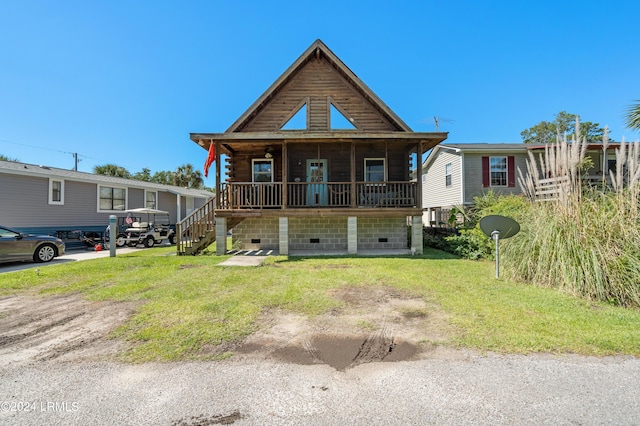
top-left (306, 159), bottom-right (328, 206)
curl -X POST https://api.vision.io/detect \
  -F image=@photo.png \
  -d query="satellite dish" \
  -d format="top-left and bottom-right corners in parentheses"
top-left (479, 215), bottom-right (520, 279)
top-left (480, 215), bottom-right (520, 239)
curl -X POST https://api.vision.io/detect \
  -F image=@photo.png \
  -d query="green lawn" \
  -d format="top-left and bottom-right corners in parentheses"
top-left (1, 246), bottom-right (639, 362)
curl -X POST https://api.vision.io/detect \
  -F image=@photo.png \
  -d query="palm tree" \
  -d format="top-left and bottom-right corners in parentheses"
top-left (626, 101), bottom-right (640, 130)
top-left (93, 164), bottom-right (131, 178)
top-left (173, 163), bottom-right (204, 188)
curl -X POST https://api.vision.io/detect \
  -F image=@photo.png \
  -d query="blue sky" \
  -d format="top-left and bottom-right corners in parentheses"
top-left (1, 1), bottom-right (639, 187)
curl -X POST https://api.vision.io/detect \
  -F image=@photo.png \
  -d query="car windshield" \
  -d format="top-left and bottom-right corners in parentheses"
top-left (0, 227), bottom-right (19, 238)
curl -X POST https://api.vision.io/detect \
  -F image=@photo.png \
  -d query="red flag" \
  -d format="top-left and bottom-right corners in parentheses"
top-left (203, 142), bottom-right (216, 178)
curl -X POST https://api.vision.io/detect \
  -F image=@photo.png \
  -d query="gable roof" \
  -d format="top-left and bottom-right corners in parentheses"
top-left (226, 39), bottom-right (412, 133)
top-left (437, 143), bottom-right (528, 152)
top-left (0, 160), bottom-right (214, 199)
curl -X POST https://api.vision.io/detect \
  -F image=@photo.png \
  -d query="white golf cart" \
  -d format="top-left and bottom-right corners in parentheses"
top-left (115, 208), bottom-right (176, 248)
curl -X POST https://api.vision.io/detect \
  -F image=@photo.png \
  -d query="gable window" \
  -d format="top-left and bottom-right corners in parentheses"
top-left (445, 163), bottom-right (452, 187)
top-left (48, 179), bottom-right (64, 205)
top-left (252, 159), bottom-right (273, 182)
top-left (490, 156), bottom-right (508, 186)
top-left (364, 158), bottom-right (386, 182)
top-left (145, 191), bottom-right (157, 209)
top-left (98, 186), bottom-right (126, 211)
top-left (280, 98), bottom-right (308, 130)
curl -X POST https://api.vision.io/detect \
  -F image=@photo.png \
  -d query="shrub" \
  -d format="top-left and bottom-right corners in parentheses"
top-left (445, 191), bottom-right (527, 260)
top-left (507, 124), bottom-right (640, 308)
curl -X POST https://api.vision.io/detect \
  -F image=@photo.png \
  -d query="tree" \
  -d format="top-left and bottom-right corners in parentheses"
top-left (132, 167), bottom-right (152, 182)
top-left (93, 164), bottom-right (131, 178)
top-left (521, 111), bottom-right (606, 144)
top-left (173, 163), bottom-right (204, 189)
top-left (625, 101), bottom-right (640, 130)
top-left (0, 154), bottom-right (19, 162)
top-left (150, 170), bottom-right (174, 185)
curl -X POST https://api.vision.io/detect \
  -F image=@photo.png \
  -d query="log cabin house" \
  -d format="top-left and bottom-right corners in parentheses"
top-left (177, 40), bottom-right (448, 255)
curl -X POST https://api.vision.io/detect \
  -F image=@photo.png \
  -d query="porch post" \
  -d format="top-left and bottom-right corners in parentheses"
top-left (411, 215), bottom-right (423, 255)
top-left (216, 216), bottom-right (227, 255)
top-left (282, 141), bottom-right (288, 209)
top-left (350, 142), bottom-right (356, 208)
top-left (279, 217), bottom-right (289, 255)
top-left (347, 216), bottom-right (357, 254)
top-left (215, 141), bottom-right (221, 209)
top-left (417, 141), bottom-right (423, 209)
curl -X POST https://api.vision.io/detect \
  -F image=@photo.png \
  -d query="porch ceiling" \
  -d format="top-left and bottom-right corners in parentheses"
top-left (191, 131), bottom-right (448, 155)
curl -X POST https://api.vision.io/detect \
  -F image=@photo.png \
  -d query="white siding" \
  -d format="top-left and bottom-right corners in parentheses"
top-left (423, 149), bottom-right (463, 209)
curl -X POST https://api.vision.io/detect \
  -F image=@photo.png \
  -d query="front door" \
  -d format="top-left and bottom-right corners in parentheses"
top-left (306, 159), bottom-right (328, 206)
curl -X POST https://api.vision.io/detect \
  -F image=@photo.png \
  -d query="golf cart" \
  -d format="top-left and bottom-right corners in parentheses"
top-left (115, 208), bottom-right (176, 248)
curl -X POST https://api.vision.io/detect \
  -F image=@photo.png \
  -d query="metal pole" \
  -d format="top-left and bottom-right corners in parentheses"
top-left (491, 230), bottom-right (500, 279)
top-left (109, 215), bottom-right (117, 258)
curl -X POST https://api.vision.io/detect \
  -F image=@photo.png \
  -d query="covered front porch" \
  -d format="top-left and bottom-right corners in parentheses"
top-left (194, 131), bottom-right (447, 211)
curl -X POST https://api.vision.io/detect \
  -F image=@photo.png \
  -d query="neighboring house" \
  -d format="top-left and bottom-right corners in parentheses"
top-left (0, 160), bottom-right (214, 237)
top-left (421, 142), bottom-right (621, 226)
top-left (178, 39), bottom-right (448, 255)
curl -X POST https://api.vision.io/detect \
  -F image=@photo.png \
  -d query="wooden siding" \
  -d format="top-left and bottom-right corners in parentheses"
top-left (462, 153), bottom-right (528, 203)
top-left (227, 142), bottom-right (413, 184)
top-left (240, 58), bottom-right (398, 132)
top-left (423, 149), bottom-right (462, 209)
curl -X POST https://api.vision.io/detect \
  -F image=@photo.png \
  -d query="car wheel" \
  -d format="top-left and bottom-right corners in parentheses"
top-left (34, 244), bottom-right (56, 263)
top-left (116, 234), bottom-right (127, 247)
top-left (168, 234), bottom-right (176, 245)
top-left (144, 236), bottom-right (155, 248)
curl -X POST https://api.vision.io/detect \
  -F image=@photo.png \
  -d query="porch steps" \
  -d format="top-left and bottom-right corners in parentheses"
top-left (176, 196), bottom-right (245, 256)
top-left (182, 229), bottom-right (217, 256)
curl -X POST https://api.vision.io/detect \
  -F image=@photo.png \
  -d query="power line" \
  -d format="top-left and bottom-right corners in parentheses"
top-left (1, 137), bottom-right (111, 169)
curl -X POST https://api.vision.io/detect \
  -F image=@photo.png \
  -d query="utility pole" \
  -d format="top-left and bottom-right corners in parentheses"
top-left (71, 153), bottom-right (81, 171)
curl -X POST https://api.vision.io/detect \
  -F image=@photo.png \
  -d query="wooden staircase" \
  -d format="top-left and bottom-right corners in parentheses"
top-left (176, 198), bottom-right (216, 256)
top-left (176, 197), bottom-right (245, 256)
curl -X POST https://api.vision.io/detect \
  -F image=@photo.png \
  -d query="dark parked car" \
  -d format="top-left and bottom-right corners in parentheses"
top-left (0, 226), bottom-right (66, 263)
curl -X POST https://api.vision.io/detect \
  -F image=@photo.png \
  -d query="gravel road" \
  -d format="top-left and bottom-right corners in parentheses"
top-left (2, 353), bottom-right (639, 425)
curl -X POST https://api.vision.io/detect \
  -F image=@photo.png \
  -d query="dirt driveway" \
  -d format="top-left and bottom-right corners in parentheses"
top-left (0, 286), bottom-right (459, 369)
top-left (0, 295), bottom-right (137, 366)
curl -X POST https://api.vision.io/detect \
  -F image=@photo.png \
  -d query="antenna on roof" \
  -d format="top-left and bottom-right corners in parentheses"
top-left (433, 116), bottom-right (455, 132)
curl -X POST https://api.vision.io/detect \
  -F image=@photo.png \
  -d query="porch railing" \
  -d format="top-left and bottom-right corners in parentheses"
top-left (219, 181), bottom-right (417, 209)
top-left (175, 196), bottom-right (216, 254)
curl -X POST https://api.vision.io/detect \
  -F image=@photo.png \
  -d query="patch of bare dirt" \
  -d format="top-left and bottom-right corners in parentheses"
top-left (234, 286), bottom-right (461, 370)
top-left (0, 295), bottom-right (137, 367)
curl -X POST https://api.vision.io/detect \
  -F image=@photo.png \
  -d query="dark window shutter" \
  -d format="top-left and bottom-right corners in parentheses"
top-left (482, 156), bottom-right (490, 187)
top-left (508, 156), bottom-right (516, 187)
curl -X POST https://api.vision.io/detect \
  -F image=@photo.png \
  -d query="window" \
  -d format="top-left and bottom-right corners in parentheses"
top-left (145, 191), bottom-right (157, 209)
top-left (98, 186), bottom-right (126, 211)
top-left (329, 101), bottom-right (357, 130)
top-left (252, 159), bottom-right (273, 182)
top-left (364, 158), bottom-right (385, 182)
top-left (48, 179), bottom-right (64, 205)
top-left (490, 156), bottom-right (507, 186)
top-left (280, 99), bottom-right (308, 130)
top-left (445, 163), bottom-right (452, 187)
